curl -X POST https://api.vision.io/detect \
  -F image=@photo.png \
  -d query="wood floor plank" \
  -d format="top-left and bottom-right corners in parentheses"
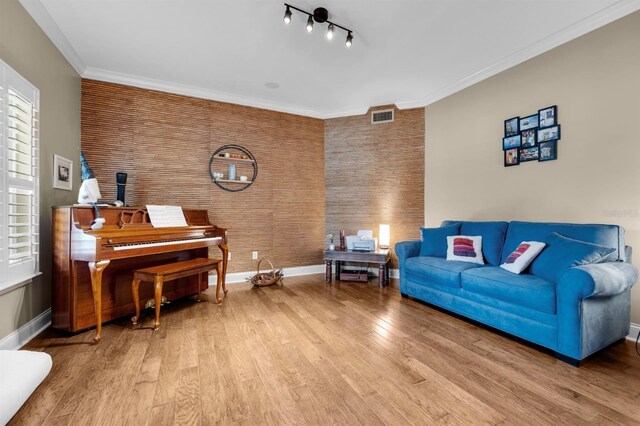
top-left (9, 276), bottom-right (640, 426)
top-left (149, 402), bottom-right (176, 426)
top-left (174, 366), bottom-right (200, 426)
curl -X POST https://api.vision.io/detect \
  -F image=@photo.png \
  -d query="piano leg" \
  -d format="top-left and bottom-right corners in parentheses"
top-left (131, 278), bottom-right (142, 324)
top-left (215, 261), bottom-right (224, 303)
top-left (219, 244), bottom-right (229, 295)
top-left (88, 260), bottom-right (110, 343)
top-left (154, 275), bottom-right (164, 330)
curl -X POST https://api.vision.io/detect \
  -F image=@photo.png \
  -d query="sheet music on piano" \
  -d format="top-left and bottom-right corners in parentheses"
top-left (146, 205), bottom-right (188, 228)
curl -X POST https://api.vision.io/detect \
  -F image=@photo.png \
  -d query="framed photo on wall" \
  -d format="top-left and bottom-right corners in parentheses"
top-left (538, 105), bottom-right (557, 128)
top-left (537, 125), bottom-right (560, 142)
top-left (53, 154), bottom-right (73, 191)
top-left (519, 114), bottom-right (539, 131)
top-left (503, 135), bottom-right (521, 150)
top-left (504, 148), bottom-right (520, 167)
top-left (538, 141), bottom-right (557, 162)
top-left (521, 129), bottom-right (537, 147)
top-left (520, 146), bottom-right (539, 162)
top-left (504, 117), bottom-right (519, 137)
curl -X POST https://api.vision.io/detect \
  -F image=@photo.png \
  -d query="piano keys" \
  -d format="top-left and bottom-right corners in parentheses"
top-left (52, 205), bottom-right (228, 342)
top-left (110, 236), bottom-right (220, 251)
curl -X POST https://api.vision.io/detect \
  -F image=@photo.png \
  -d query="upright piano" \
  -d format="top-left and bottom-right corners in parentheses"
top-left (52, 205), bottom-right (227, 342)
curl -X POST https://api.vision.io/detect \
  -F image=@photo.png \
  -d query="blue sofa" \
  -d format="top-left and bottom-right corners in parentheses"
top-left (395, 221), bottom-right (638, 364)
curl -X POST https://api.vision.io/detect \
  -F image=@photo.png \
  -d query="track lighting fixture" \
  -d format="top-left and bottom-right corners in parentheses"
top-left (306, 15), bottom-right (314, 32)
top-left (346, 31), bottom-right (353, 47)
top-left (283, 6), bottom-right (292, 24)
top-left (326, 24), bottom-right (335, 40)
top-left (282, 3), bottom-right (354, 48)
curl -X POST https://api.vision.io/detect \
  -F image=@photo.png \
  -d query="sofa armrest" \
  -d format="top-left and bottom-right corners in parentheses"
top-left (395, 240), bottom-right (421, 292)
top-left (395, 240), bottom-right (421, 264)
top-left (558, 262), bottom-right (638, 301)
top-left (557, 261), bottom-right (638, 360)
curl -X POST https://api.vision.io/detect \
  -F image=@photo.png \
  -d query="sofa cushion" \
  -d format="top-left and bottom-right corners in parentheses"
top-left (446, 235), bottom-right (484, 264)
top-left (501, 221), bottom-right (624, 263)
top-left (461, 267), bottom-right (556, 314)
top-left (500, 241), bottom-right (546, 274)
top-left (406, 256), bottom-right (482, 288)
top-left (442, 221), bottom-right (508, 266)
top-left (420, 224), bottom-right (460, 257)
top-left (530, 232), bottom-right (616, 282)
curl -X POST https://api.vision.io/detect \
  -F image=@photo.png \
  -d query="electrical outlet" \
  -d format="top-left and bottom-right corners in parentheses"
top-left (227, 252), bottom-right (231, 260)
top-left (252, 251), bottom-right (258, 260)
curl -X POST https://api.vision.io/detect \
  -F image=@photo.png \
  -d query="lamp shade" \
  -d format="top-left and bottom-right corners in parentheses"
top-left (379, 224), bottom-right (390, 249)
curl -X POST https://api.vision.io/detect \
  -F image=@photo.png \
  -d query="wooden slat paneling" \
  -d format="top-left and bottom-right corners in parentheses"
top-left (325, 106), bottom-right (424, 267)
top-left (81, 80), bottom-right (325, 272)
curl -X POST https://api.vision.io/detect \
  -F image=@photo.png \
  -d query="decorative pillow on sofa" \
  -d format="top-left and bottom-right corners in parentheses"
top-left (500, 241), bottom-right (546, 274)
top-left (530, 232), bottom-right (616, 282)
top-left (420, 224), bottom-right (460, 257)
top-left (446, 235), bottom-right (484, 264)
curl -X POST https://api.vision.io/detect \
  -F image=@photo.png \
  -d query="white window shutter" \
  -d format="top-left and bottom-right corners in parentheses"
top-left (0, 59), bottom-right (40, 290)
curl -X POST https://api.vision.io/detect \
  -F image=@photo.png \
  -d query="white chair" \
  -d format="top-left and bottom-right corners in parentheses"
top-left (0, 350), bottom-right (52, 425)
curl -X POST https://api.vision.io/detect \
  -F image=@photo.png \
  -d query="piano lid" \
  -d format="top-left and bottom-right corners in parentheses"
top-left (61, 205), bottom-right (214, 232)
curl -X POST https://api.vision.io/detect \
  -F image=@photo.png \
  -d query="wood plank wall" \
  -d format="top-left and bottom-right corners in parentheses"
top-left (325, 106), bottom-right (425, 267)
top-left (81, 80), bottom-right (325, 273)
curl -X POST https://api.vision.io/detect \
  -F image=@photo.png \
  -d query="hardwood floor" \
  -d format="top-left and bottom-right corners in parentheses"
top-left (11, 274), bottom-right (640, 425)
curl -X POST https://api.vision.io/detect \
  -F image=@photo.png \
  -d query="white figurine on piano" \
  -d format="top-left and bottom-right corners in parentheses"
top-left (77, 152), bottom-right (106, 230)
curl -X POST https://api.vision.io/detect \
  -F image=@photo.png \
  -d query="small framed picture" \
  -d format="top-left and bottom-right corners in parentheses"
top-left (504, 117), bottom-right (519, 137)
top-left (521, 129), bottom-right (537, 147)
top-left (538, 105), bottom-right (557, 128)
top-left (519, 114), bottom-right (539, 131)
top-left (538, 141), bottom-right (557, 162)
top-left (537, 125), bottom-right (561, 142)
top-left (520, 146), bottom-right (539, 162)
top-left (504, 148), bottom-right (520, 167)
top-left (53, 154), bottom-right (73, 191)
top-left (503, 135), bottom-right (521, 150)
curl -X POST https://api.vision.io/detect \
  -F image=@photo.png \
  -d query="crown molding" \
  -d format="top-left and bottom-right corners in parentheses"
top-left (83, 67), bottom-right (328, 119)
top-left (396, 0), bottom-right (640, 110)
top-left (18, 0), bottom-right (86, 75)
top-left (20, 0), bottom-right (640, 118)
top-left (322, 106), bottom-right (370, 119)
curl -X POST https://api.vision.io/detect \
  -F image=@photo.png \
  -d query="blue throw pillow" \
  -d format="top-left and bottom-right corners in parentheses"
top-left (530, 232), bottom-right (615, 282)
top-left (420, 224), bottom-right (460, 257)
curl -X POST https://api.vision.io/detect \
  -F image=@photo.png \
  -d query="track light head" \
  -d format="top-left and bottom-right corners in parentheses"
top-left (346, 31), bottom-right (353, 47)
top-left (283, 6), bottom-right (292, 24)
top-left (306, 15), bottom-right (314, 32)
top-left (326, 23), bottom-right (335, 40)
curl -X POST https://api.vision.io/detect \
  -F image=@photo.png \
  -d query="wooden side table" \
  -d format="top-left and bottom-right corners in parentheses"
top-left (323, 249), bottom-right (391, 287)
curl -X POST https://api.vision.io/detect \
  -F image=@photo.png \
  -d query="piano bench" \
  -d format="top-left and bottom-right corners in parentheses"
top-left (131, 257), bottom-right (225, 330)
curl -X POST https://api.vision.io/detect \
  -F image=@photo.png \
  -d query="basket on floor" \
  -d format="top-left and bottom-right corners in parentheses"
top-left (250, 258), bottom-right (284, 287)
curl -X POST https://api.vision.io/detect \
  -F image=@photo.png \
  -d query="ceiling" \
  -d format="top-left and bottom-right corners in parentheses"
top-left (20, 0), bottom-right (640, 118)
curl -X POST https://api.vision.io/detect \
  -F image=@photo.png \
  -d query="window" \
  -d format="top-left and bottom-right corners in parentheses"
top-left (0, 59), bottom-right (40, 291)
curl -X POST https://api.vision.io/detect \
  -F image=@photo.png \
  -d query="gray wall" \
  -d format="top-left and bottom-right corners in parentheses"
top-left (0, 0), bottom-right (80, 341)
top-left (425, 11), bottom-right (640, 323)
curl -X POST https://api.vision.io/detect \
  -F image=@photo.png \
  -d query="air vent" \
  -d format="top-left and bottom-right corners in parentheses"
top-left (371, 109), bottom-right (394, 124)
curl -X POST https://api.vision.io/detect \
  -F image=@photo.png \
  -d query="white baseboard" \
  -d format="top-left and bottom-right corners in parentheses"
top-left (0, 308), bottom-right (51, 350)
top-left (209, 264), bottom-right (326, 285)
top-left (627, 323), bottom-right (640, 341)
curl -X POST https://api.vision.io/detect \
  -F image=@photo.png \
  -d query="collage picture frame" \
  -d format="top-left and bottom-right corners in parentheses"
top-left (502, 105), bottom-right (559, 167)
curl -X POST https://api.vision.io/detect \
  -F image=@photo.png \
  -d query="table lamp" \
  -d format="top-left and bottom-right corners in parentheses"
top-left (379, 224), bottom-right (390, 249)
